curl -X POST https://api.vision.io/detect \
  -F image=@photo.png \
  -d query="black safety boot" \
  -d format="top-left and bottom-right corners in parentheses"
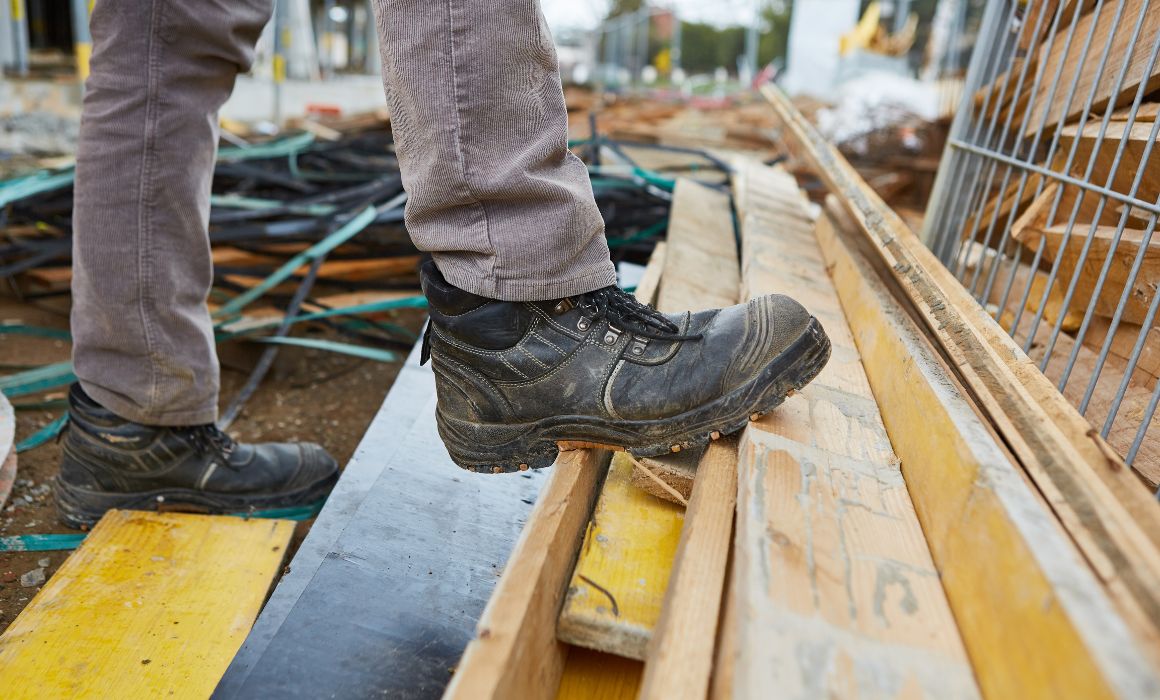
top-left (54, 384), bottom-right (339, 528)
top-left (420, 260), bottom-right (831, 473)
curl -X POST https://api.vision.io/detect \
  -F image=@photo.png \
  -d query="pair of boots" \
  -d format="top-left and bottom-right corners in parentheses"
top-left (55, 261), bottom-right (829, 527)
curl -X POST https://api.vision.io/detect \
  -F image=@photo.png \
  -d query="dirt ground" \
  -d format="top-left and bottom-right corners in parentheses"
top-left (0, 293), bottom-right (425, 633)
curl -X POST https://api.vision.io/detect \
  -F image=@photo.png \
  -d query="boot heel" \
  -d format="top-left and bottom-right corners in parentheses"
top-left (435, 411), bottom-right (559, 473)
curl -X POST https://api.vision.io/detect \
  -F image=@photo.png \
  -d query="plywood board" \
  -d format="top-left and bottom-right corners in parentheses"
top-left (0, 511), bottom-right (294, 699)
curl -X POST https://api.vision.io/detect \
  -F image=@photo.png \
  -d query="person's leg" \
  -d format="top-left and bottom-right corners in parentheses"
top-left (58, 0), bottom-right (337, 528)
top-left (71, 0), bottom-right (269, 424)
top-left (372, 0), bottom-right (617, 301)
top-left (372, 0), bottom-right (832, 473)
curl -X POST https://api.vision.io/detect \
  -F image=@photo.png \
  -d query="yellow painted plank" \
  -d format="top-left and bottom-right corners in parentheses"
top-left (555, 647), bottom-right (642, 700)
top-left (816, 206), bottom-right (1160, 698)
top-left (730, 163), bottom-right (979, 698)
top-left (0, 510), bottom-right (294, 699)
top-left (557, 453), bottom-right (685, 659)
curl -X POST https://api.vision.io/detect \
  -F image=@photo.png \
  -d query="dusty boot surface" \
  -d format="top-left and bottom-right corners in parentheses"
top-left (55, 384), bottom-right (339, 528)
top-left (421, 261), bottom-right (831, 473)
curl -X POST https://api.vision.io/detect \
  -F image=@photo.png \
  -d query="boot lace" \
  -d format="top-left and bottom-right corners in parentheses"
top-left (183, 425), bottom-right (239, 468)
top-left (578, 286), bottom-right (702, 342)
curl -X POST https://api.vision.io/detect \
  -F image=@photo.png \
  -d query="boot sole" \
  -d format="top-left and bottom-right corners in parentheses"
top-left (436, 316), bottom-right (832, 473)
top-left (53, 472), bottom-right (338, 530)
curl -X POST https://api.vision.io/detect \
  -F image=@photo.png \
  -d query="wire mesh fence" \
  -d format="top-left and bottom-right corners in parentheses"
top-left (921, 0), bottom-right (1160, 492)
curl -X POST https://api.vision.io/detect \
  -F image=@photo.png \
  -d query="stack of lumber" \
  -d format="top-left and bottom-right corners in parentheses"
top-left (953, 0), bottom-right (1160, 485)
top-left (442, 91), bottom-right (1160, 699)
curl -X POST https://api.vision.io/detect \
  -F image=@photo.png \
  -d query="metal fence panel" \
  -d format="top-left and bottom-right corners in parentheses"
top-left (922, 0), bottom-right (1160, 492)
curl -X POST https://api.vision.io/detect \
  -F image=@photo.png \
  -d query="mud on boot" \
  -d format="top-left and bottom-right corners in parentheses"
top-left (420, 260), bottom-right (831, 473)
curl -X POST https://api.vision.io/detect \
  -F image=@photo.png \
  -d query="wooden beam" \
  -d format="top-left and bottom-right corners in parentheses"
top-left (818, 202), bottom-right (1160, 697)
top-left (558, 179), bottom-right (740, 659)
top-left (638, 438), bottom-right (737, 700)
top-left (445, 242), bottom-right (668, 699)
top-left (765, 84), bottom-right (1160, 688)
top-left (442, 449), bottom-right (611, 700)
top-left (727, 162), bottom-right (979, 697)
top-left (0, 511), bottom-right (294, 697)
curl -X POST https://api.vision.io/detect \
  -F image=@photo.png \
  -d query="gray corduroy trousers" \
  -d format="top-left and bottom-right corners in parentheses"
top-left (72, 0), bottom-right (616, 426)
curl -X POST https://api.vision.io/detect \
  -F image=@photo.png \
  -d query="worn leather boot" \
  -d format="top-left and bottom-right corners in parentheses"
top-left (54, 384), bottom-right (339, 528)
top-left (420, 260), bottom-right (831, 473)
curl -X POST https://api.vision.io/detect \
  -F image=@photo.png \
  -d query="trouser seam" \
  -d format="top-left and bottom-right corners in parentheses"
top-left (137, 0), bottom-right (166, 415)
top-left (445, 0), bottom-right (496, 288)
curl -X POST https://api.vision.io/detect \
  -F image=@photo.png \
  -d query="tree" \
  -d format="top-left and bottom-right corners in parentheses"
top-left (758, 0), bottom-right (794, 68)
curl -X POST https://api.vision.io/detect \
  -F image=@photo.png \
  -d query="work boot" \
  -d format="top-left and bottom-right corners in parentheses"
top-left (420, 260), bottom-right (831, 473)
top-left (54, 384), bottom-right (339, 528)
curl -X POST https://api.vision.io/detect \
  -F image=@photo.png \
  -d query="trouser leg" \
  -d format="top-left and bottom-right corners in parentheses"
top-left (372, 0), bottom-right (617, 302)
top-left (71, 0), bottom-right (271, 425)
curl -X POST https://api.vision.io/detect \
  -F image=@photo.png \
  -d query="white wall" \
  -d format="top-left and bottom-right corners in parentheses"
top-left (781, 0), bottom-right (863, 100)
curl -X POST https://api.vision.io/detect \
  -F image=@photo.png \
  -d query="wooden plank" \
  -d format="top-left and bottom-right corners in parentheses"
top-left (765, 84), bottom-right (1160, 695)
top-left (445, 243), bottom-right (667, 699)
top-left (555, 648), bottom-right (642, 700)
top-left (638, 438), bottom-right (737, 700)
top-left (557, 453), bottom-right (685, 659)
top-left (1029, 224), bottom-right (1160, 326)
top-left (818, 204), bottom-right (1160, 698)
top-left (728, 162), bottom-right (979, 698)
top-left (656, 178), bottom-right (739, 313)
top-left (996, 0), bottom-right (1160, 138)
top-left (443, 449), bottom-right (611, 700)
top-left (559, 178), bottom-right (739, 658)
top-left (1007, 310), bottom-right (1160, 490)
top-left (0, 511), bottom-right (293, 699)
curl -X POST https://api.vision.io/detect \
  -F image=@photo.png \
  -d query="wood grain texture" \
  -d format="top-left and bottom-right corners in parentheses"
top-left (818, 205), bottom-right (1160, 699)
top-left (0, 510), bottom-right (293, 699)
top-left (730, 162), bottom-right (979, 698)
top-left (638, 438), bottom-right (738, 700)
top-left (656, 178), bottom-right (739, 313)
top-left (442, 449), bottom-right (611, 700)
top-left (765, 85), bottom-right (1160, 683)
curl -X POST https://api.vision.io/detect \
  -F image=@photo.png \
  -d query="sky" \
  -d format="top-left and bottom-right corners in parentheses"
top-left (540, 0), bottom-right (763, 32)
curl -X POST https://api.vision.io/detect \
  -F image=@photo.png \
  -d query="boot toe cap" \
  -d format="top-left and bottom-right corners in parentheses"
top-left (723, 294), bottom-right (813, 386)
top-left (288, 442), bottom-right (340, 490)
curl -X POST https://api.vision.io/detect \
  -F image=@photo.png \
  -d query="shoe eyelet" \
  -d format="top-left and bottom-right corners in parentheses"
top-left (577, 317), bottom-right (591, 331)
top-left (630, 337), bottom-right (647, 355)
top-left (603, 325), bottom-right (622, 345)
top-left (553, 298), bottom-right (575, 315)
